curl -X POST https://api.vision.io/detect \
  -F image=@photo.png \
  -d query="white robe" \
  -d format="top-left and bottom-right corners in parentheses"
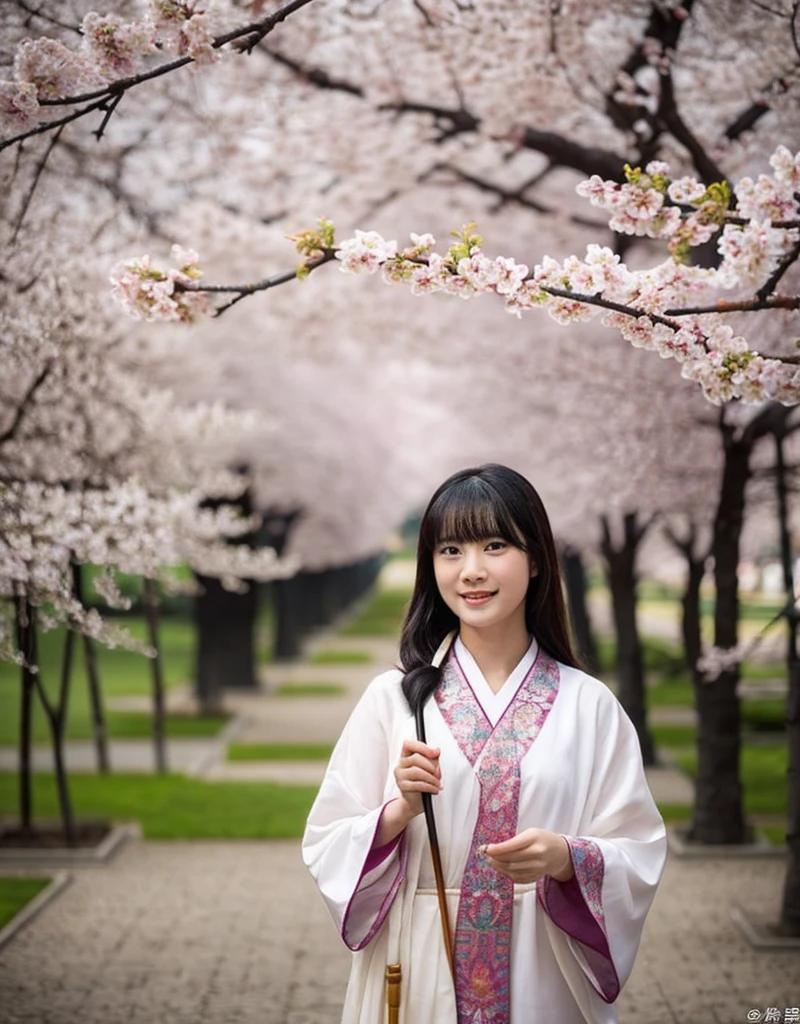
top-left (302, 638), bottom-right (667, 1024)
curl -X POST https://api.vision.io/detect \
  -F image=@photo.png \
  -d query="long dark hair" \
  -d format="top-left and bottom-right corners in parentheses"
top-left (399, 464), bottom-right (581, 714)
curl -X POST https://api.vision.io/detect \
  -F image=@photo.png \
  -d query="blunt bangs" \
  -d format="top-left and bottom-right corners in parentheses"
top-left (425, 475), bottom-right (527, 550)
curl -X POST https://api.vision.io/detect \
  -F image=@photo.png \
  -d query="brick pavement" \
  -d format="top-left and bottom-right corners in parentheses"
top-left (0, 840), bottom-right (797, 1024)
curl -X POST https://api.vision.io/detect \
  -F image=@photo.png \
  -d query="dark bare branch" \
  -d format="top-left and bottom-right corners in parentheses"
top-left (260, 46), bottom-right (364, 96)
top-left (11, 124), bottom-right (63, 241)
top-left (0, 362), bottom-right (53, 447)
top-left (516, 127), bottom-right (627, 181)
top-left (428, 162), bottom-right (551, 214)
top-left (655, 69), bottom-right (726, 184)
top-left (13, 0), bottom-right (81, 34)
top-left (756, 232), bottom-right (800, 302)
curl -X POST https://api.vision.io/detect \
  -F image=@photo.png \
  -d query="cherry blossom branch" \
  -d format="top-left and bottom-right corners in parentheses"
top-left (0, 0), bottom-right (321, 152)
top-left (92, 91), bottom-right (124, 143)
top-left (176, 251), bottom-right (337, 316)
top-left (539, 285), bottom-right (681, 329)
top-left (109, 149), bottom-right (800, 405)
top-left (663, 294), bottom-right (800, 316)
top-left (0, 96), bottom-right (110, 152)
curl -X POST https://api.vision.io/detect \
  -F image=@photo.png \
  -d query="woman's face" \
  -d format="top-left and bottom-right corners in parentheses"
top-left (432, 535), bottom-right (536, 635)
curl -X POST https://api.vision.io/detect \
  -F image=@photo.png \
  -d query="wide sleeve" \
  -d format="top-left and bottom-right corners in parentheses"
top-left (537, 684), bottom-right (667, 1003)
top-left (301, 671), bottom-right (409, 951)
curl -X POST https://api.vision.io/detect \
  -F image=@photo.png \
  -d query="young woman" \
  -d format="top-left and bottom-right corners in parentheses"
top-left (303, 464), bottom-right (666, 1024)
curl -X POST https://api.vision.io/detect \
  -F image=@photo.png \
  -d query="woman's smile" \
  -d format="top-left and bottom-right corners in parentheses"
top-left (460, 590), bottom-right (497, 607)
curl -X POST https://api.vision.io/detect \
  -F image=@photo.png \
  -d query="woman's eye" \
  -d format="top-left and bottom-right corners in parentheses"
top-left (486, 540), bottom-right (506, 551)
top-left (440, 545), bottom-right (460, 556)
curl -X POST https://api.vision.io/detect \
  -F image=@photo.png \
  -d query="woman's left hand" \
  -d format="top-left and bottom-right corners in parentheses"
top-left (483, 828), bottom-right (574, 883)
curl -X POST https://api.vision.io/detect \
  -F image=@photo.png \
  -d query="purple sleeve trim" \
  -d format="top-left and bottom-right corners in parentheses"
top-left (340, 802), bottom-right (408, 952)
top-left (364, 833), bottom-right (402, 873)
top-left (537, 838), bottom-right (620, 1003)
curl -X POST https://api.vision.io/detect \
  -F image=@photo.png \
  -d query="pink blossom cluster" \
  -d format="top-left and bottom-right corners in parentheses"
top-left (576, 163), bottom-right (682, 239)
top-left (336, 230), bottom-right (398, 273)
top-left (0, 474), bottom-right (300, 666)
top-left (0, 2), bottom-right (219, 137)
top-left (110, 245), bottom-right (213, 323)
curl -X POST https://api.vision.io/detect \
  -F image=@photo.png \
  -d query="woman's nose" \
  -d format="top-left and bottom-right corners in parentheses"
top-left (460, 552), bottom-right (487, 580)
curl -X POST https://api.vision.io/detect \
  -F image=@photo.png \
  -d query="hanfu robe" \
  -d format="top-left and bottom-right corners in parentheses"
top-left (302, 637), bottom-right (667, 1024)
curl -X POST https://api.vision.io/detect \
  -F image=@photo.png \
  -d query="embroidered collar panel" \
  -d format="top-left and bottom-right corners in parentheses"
top-left (453, 635), bottom-right (538, 727)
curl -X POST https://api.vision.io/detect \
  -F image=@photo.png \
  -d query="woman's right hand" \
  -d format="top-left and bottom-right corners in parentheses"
top-left (393, 738), bottom-right (442, 818)
top-left (375, 739), bottom-right (443, 847)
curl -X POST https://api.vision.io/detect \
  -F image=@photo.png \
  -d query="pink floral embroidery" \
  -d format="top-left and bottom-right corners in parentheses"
top-left (537, 837), bottom-right (620, 1002)
top-left (567, 837), bottom-right (604, 920)
top-left (436, 648), bottom-right (560, 1023)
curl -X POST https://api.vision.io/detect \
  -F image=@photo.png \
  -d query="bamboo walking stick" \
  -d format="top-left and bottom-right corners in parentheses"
top-left (416, 702), bottom-right (456, 982)
top-left (384, 632), bottom-right (456, 1022)
top-left (385, 963), bottom-right (402, 1024)
top-left (416, 629), bottom-right (457, 982)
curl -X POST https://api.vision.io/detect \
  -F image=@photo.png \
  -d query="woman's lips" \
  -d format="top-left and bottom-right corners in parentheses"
top-left (460, 591), bottom-right (496, 606)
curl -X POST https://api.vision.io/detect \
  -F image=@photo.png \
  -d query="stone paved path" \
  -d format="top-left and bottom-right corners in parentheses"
top-left (1, 841), bottom-right (797, 1024)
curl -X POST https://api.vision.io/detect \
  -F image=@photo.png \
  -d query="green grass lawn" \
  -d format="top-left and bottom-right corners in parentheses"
top-left (674, 744), bottom-right (788, 816)
top-left (98, 712), bottom-right (229, 739)
top-left (0, 618), bottom-right (195, 745)
top-left (272, 682), bottom-right (346, 697)
top-left (309, 649), bottom-right (372, 665)
top-left (0, 772), bottom-right (317, 839)
top-left (227, 742), bottom-right (334, 762)
top-left (742, 699), bottom-right (785, 732)
top-left (0, 877), bottom-right (50, 929)
top-left (654, 802), bottom-right (693, 823)
top-left (647, 678), bottom-right (696, 706)
top-left (339, 589), bottom-right (410, 637)
top-left (651, 723), bottom-right (695, 748)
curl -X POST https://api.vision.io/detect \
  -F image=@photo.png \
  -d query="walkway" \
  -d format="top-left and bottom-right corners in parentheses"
top-left (0, 841), bottom-right (797, 1024)
top-left (1, 624), bottom-right (797, 1023)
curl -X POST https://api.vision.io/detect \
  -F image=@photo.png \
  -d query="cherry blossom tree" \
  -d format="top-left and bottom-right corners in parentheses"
top-left (3, 0), bottom-right (800, 930)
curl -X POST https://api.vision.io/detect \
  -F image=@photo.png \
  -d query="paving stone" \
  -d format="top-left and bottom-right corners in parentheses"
top-left (0, 839), bottom-right (797, 1024)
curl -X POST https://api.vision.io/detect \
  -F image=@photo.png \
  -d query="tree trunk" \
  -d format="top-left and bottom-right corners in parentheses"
top-left (681, 556), bottom-right (705, 685)
top-left (194, 573), bottom-right (258, 703)
top-left (82, 634), bottom-right (110, 773)
top-left (775, 429), bottom-right (800, 936)
top-left (143, 578), bottom-right (167, 774)
top-left (73, 565), bottom-right (110, 773)
top-left (662, 521), bottom-right (707, 683)
top-left (15, 596), bottom-right (35, 836)
top-left (688, 423), bottom-right (751, 844)
top-left (274, 573), bottom-right (309, 661)
top-left (600, 512), bottom-right (655, 766)
top-left (560, 544), bottom-right (600, 674)
top-left (29, 612), bottom-right (76, 843)
top-left (193, 485), bottom-right (263, 706)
